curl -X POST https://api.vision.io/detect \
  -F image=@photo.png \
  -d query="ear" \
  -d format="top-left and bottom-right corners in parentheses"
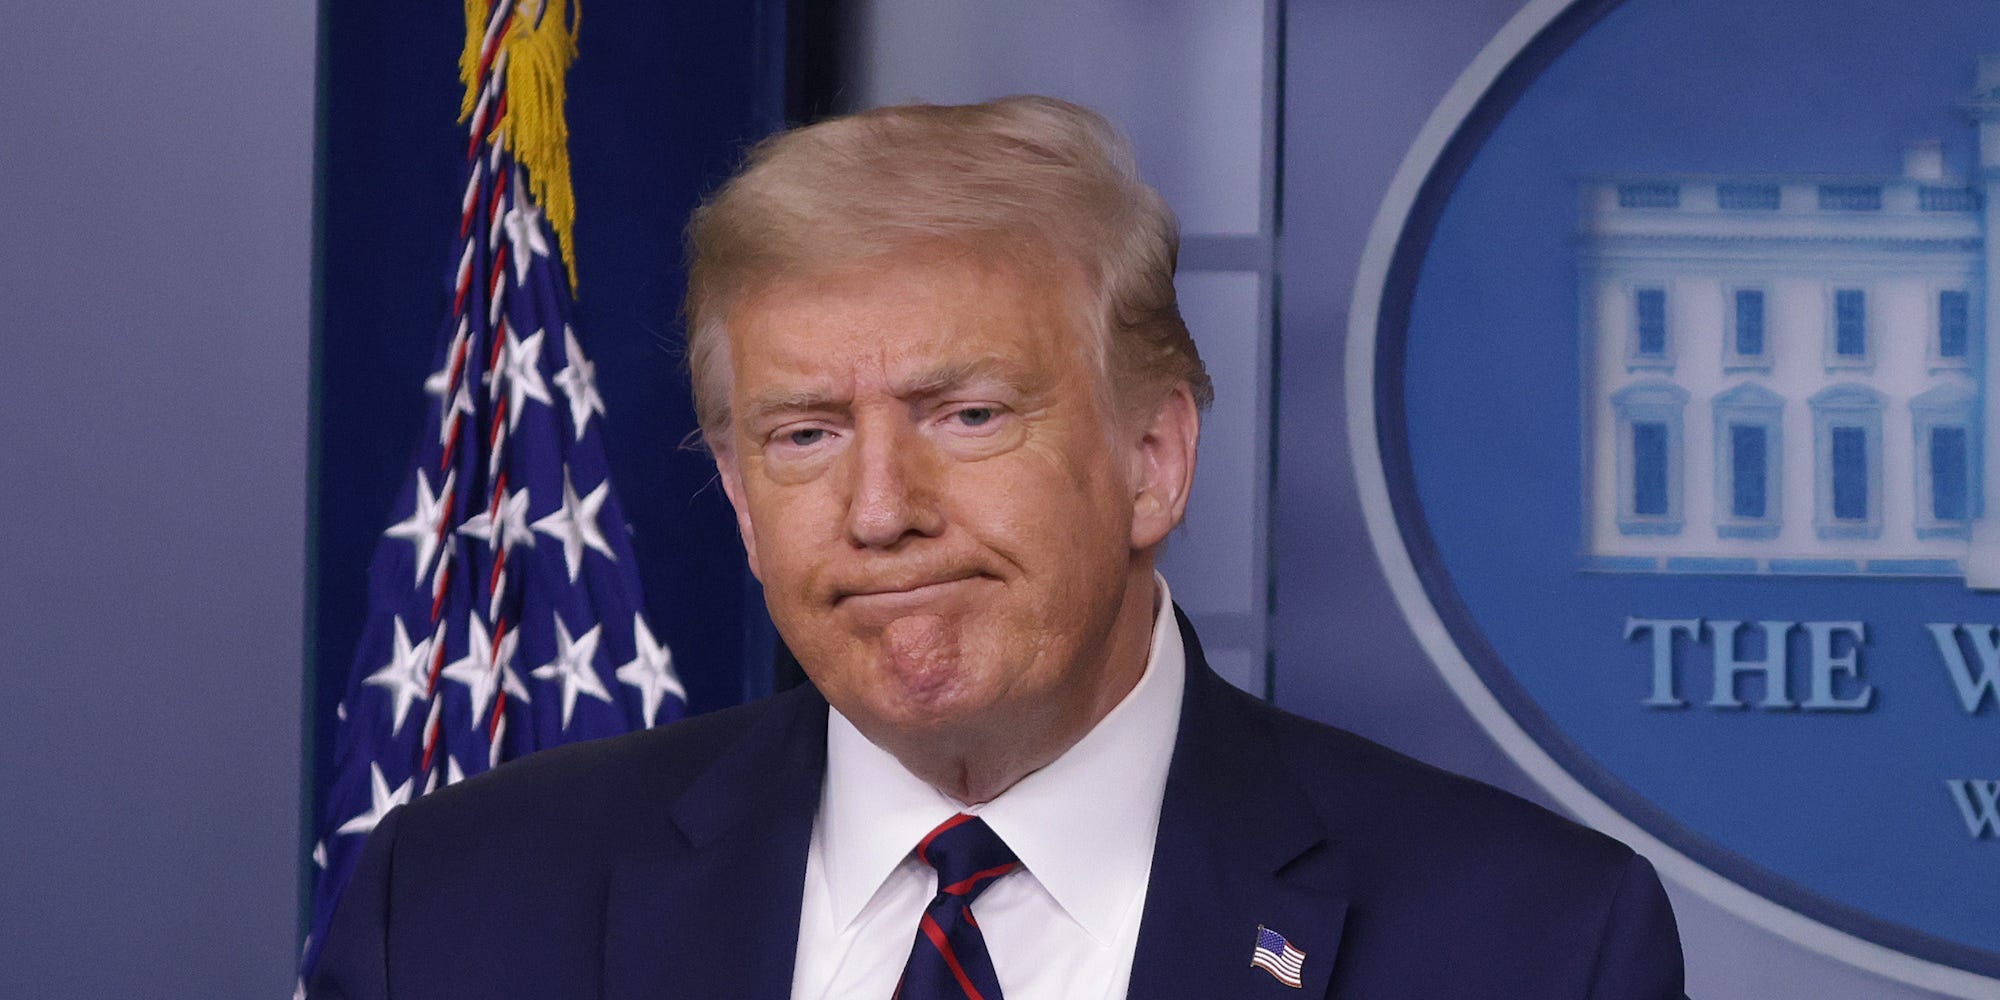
top-left (1128, 383), bottom-right (1200, 552)
top-left (712, 440), bottom-right (764, 581)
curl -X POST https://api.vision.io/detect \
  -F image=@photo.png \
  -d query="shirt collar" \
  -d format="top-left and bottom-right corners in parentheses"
top-left (818, 574), bottom-right (1187, 944)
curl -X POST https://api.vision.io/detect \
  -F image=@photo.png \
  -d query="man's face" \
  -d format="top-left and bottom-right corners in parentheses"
top-left (714, 256), bottom-right (1162, 771)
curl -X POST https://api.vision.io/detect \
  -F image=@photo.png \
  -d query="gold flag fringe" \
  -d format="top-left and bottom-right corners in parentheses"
top-left (460, 0), bottom-right (582, 291)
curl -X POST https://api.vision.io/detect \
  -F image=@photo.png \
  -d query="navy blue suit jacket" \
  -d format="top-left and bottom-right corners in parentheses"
top-left (310, 611), bottom-right (1685, 998)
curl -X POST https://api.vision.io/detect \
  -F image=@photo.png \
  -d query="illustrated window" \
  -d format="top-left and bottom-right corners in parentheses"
top-left (1827, 287), bottom-right (1870, 369)
top-left (1712, 384), bottom-right (1783, 539)
top-left (1618, 183), bottom-right (1680, 209)
top-left (1612, 381), bottom-right (1688, 535)
top-left (1628, 286), bottom-right (1673, 370)
top-left (1911, 384), bottom-right (1980, 538)
top-left (1934, 288), bottom-right (1974, 368)
top-left (1818, 184), bottom-right (1882, 211)
top-left (1724, 287), bottom-right (1770, 370)
top-left (1810, 384), bottom-right (1883, 539)
top-left (1717, 184), bottom-right (1780, 210)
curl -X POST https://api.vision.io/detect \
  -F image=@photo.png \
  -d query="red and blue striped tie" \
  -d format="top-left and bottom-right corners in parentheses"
top-left (894, 813), bottom-right (1021, 1000)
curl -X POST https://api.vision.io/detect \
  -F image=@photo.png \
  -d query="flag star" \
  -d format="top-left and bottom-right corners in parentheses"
top-left (420, 321), bottom-right (464, 400)
top-left (496, 326), bottom-right (552, 431)
top-left (531, 469), bottom-right (615, 582)
top-left (383, 469), bottom-right (455, 587)
top-left (532, 614), bottom-right (612, 728)
top-left (446, 756), bottom-right (467, 787)
top-left (422, 321), bottom-right (475, 444)
top-left (502, 168), bottom-right (551, 283)
top-left (459, 486), bottom-right (536, 553)
top-left (335, 763), bottom-right (412, 838)
top-left (363, 617), bottom-right (435, 735)
top-left (552, 326), bottom-right (606, 441)
top-left (502, 653), bottom-right (534, 704)
top-left (440, 380), bottom-right (474, 445)
top-left (441, 613), bottom-right (522, 722)
top-left (312, 840), bottom-right (327, 869)
top-left (617, 615), bottom-right (685, 727)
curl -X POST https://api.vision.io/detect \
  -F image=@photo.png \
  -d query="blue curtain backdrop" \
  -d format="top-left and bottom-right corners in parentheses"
top-left (308, 0), bottom-right (792, 892)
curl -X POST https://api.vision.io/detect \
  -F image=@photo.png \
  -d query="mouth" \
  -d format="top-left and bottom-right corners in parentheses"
top-left (832, 573), bottom-right (989, 618)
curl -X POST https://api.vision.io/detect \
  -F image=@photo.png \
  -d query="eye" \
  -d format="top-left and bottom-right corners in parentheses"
top-left (954, 407), bottom-right (996, 427)
top-left (786, 427), bottom-right (828, 447)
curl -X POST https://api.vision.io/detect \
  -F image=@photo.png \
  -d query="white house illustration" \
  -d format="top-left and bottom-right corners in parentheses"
top-left (1580, 56), bottom-right (2000, 586)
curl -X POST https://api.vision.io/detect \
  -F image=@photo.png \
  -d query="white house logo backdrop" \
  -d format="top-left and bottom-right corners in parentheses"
top-left (1348, 0), bottom-right (2000, 994)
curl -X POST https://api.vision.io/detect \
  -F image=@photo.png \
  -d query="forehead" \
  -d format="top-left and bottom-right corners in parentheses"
top-left (724, 256), bottom-right (1097, 396)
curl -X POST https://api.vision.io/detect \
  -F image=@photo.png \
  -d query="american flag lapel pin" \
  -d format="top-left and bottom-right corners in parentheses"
top-left (1250, 924), bottom-right (1306, 988)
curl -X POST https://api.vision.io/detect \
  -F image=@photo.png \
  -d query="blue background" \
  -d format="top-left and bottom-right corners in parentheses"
top-left (1399, 0), bottom-right (2000, 967)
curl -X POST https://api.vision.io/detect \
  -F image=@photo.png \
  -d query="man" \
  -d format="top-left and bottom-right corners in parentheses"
top-left (310, 97), bottom-right (1685, 999)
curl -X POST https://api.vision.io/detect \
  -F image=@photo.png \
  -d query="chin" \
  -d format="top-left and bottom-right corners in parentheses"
top-left (844, 662), bottom-right (1009, 737)
top-left (872, 672), bottom-right (991, 728)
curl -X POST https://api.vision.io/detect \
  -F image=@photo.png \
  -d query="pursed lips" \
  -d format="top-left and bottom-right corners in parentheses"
top-left (832, 573), bottom-right (987, 613)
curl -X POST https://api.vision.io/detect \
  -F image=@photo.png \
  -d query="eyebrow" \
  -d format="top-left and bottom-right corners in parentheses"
top-left (890, 356), bottom-right (1040, 400)
top-left (740, 356), bottom-right (1044, 427)
top-left (739, 386), bottom-right (845, 432)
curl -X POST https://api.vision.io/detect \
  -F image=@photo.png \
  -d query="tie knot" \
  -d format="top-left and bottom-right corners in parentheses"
top-left (915, 813), bottom-right (1020, 901)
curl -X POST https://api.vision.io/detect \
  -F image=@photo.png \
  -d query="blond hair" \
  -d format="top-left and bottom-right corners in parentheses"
top-left (682, 95), bottom-right (1212, 441)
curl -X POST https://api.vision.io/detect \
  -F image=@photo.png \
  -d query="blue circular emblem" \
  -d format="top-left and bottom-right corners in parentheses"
top-left (1349, 0), bottom-right (2000, 992)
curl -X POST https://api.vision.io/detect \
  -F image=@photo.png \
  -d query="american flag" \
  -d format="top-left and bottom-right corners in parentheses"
top-left (298, 0), bottom-right (684, 984)
top-left (1250, 925), bottom-right (1307, 988)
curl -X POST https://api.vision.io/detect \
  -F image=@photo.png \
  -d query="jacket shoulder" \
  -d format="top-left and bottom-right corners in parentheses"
top-left (1240, 688), bottom-right (1639, 883)
top-left (393, 688), bottom-right (809, 857)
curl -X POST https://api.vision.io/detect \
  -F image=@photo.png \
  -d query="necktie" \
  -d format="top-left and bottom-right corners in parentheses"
top-left (895, 813), bottom-right (1021, 1000)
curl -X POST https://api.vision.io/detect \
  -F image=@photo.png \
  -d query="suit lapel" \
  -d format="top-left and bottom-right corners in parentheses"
top-left (603, 685), bottom-right (830, 1000)
top-left (1126, 608), bottom-right (1351, 998)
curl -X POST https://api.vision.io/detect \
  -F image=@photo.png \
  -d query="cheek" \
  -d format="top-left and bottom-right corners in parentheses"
top-left (968, 459), bottom-right (1130, 587)
top-left (1040, 442), bottom-right (1132, 547)
top-left (743, 487), bottom-right (837, 594)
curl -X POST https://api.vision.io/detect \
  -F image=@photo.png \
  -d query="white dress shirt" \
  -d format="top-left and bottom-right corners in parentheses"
top-left (790, 576), bottom-right (1187, 1000)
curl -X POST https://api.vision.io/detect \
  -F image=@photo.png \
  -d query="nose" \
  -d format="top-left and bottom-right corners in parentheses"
top-left (843, 414), bottom-right (944, 549)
